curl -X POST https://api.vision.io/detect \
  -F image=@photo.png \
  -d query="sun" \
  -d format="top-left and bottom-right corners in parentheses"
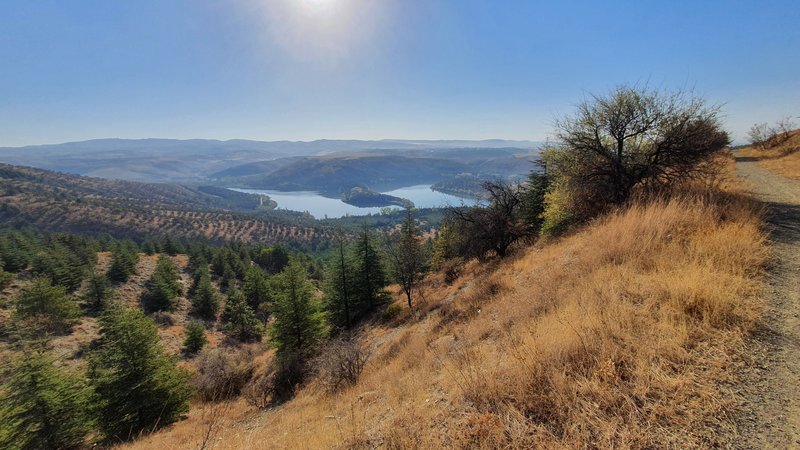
top-left (248, 0), bottom-right (390, 65)
top-left (301, 0), bottom-right (337, 12)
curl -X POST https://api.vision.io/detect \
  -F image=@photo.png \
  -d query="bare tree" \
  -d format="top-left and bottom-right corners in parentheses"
top-left (748, 122), bottom-right (770, 149)
top-left (446, 181), bottom-right (530, 259)
top-left (553, 85), bottom-right (729, 210)
top-left (749, 117), bottom-right (795, 149)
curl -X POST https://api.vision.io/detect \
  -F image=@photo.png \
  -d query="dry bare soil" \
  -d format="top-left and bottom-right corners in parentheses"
top-left (734, 154), bottom-right (800, 448)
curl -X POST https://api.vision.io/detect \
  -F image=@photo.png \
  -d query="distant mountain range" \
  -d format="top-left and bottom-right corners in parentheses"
top-left (0, 138), bottom-right (540, 184)
top-left (216, 148), bottom-right (540, 195)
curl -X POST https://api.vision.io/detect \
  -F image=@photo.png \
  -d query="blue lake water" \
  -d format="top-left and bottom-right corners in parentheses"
top-left (230, 185), bottom-right (479, 219)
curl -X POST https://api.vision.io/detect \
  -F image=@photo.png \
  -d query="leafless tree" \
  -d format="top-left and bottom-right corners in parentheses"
top-left (446, 181), bottom-right (529, 259)
top-left (314, 336), bottom-right (371, 392)
top-left (749, 117), bottom-right (795, 149)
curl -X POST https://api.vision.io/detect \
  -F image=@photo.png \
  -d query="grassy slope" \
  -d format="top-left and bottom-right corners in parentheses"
top-left (738, 130), bottom-right (800, 180)
top-left (121, 164), bottom-right (767, 449)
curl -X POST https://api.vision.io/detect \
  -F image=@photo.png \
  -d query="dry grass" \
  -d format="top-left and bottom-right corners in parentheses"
top-left (738, 130), bottom-right (800, 180)
top-left (120, 177), bottom-right (767, 449)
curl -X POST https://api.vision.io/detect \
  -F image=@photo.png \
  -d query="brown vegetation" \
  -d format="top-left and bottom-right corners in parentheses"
top-left (119, 172), bottom-right (766, 448)
top-left (738, 129), bottom-right (800, 180)
top-left (0, 163), bottom-right (331, 245)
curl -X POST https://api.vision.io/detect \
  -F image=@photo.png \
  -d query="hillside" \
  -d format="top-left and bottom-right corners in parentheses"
top-left (216, 149), bottom-right (538, 195)
top-left (117, 170), bottom-right (767, 449)
top-left (737, 129), bottom-right (800, 181)
top-left (0, 139), bottom-right (538, 183)
top-left (225, 155), bottom-right (472, 194)
top-left (0, 163), bottom-right (330, 247)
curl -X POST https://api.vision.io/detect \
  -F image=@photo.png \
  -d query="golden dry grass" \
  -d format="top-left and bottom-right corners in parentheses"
top-left (121, 178), bottom-right (767, 449)
top-left (738, 130), bottom-right (800, 180)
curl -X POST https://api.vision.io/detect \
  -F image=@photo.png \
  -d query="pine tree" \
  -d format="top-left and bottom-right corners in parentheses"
top-left (256, 246), bottom-right (290, 274)
top-left (222, 289), bottom-right (263, 342)
top-left (270, 259), bottom-right (328, 360)
top-left (0, 352), bottom-right (92, 450)
top-left (141, 255), bottom-right (182, 313)
top-left (183, 321), bottom-right (207, 354)
top-left (242, 265), bottom-right (272, 313)
top-left (107, 244), bottom-right (139, 282)
top-left (84, 273), bottom-right (113, 311)
top-left (190, 272), bottom-right (220, 321)
top-left (431, 222), bottom-right (456, 270)
top-left (14, 277), bottom-right (80, 333)
top-left (324, 235), bottom-right (356, 329)
top-left (89, 304), bottom-right (191, 442)
top-left (352, 223), bottom-right (388, 311)
top-left (0, 231), bottom-right (36, 273)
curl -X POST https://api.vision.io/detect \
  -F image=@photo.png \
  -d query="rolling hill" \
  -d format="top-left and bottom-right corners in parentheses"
top-left (214, 148), bottom-right (540, 195)
top-left (0, 139), bottom-right (538, 184)
top-left (0, 163), bottom-right (331, 247)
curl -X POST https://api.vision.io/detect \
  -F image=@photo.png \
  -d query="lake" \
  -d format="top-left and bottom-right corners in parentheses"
top-left (230, 185), bottom-right (480, 219)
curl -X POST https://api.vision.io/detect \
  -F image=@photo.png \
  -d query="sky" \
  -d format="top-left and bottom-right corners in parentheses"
top-left (0, 0), bottom-right (798, 147)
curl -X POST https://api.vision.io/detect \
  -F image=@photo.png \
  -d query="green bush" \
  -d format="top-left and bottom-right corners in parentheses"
top-left (89, 304), bottom-right (192, 442)
top-left (184, 321), bottom-right (207, 354)
top-left (0, 352), bottom-right (92, 450)
top-left (142, 255), bottom-right (182, 313)
top-left (14, 278), bottom-right (80, 333)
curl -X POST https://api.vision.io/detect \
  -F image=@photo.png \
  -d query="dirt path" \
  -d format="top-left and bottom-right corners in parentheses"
top-left (734, 156), bottom-right (800, 448)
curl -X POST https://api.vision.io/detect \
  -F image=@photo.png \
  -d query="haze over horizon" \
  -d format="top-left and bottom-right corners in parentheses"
top-left (2, 0), bottom-right (798, 147)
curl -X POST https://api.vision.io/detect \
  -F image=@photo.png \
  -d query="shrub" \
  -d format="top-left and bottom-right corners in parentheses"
top-left (440, 258), bottom-right (464, 285)
top-left (89, 304), bottom-right (192, 442)
top-left (14, 277), bottom-right (80, 333)
top-left (749, 117), bottom-right (796, 149)
top-left (381, 303), bottom-right (403, 323)
top-left (0, 265), bottom-right (13, 290)
top-left (314, 337), bottom-right (371, 392)
top-left (184, 321), bottom-right (207, 354)
top-left (193, 348), bottom-right (255, 401)
top-left (447, 181), bottom-right (530, 259)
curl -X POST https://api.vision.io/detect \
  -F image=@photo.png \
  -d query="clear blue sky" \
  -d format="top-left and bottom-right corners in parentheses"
top-left (1, 0), bottom-right (798, 146)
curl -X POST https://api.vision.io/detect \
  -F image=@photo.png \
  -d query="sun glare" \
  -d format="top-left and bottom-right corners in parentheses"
top-left (251, 0), bottom-right (389, 65)
top-left (302, 0), bottom-right (335, 9)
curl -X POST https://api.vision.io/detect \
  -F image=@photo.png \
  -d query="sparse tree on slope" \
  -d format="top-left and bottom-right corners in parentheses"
top-left (89, 303), bottom-right (191, 442)
top-left (385, 209), bottom-right (427, 309)
top-left (242, 265), bottom-right (272, 314)
top-left (0, 352), bottom-right (92, 450)
top-left (84, 273), bottom-right (113, 311)
top-left (14, 277), bottom-right (80, 333)
top-left (352, 223), bottom-right (388, 310)
top-left (190, 272), bottom-right (220, 321)
top-left (324, 234), bottom-right (356, 329)
top-left (270, 259), bottom-right (328, 361)
top-left (552, 85), bottom-right (729, 216)
top-left (107, 242), bottom-right (139, 283)
top-left (222, 289), bottom-right (263, 342)
top-left (142, 255), bottom-right (182, 312)
top-left (184, 321), bottom-right (207, 354)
